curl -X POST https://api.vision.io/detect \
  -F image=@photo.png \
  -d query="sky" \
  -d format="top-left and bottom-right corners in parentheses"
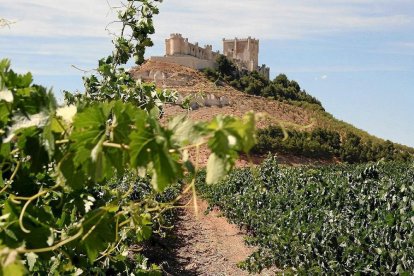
top-left (1, 0), bottom-right (413, 147)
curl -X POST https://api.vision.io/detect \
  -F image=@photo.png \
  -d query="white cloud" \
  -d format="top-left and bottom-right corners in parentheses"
top-left (152, 0), bottom-right (413, 45)
top-left (0, 0), bottom-right (119, 38)
top-left (1, 0), bottom-right (412, 41)
top-left (0, 35), bottom-right (112, 76)
top-left (315, 74), bottom-right (328, 81)
top-left (287, 65), bottom-right (405, 74)
top-left (1, 0), bottom-right (413, 76)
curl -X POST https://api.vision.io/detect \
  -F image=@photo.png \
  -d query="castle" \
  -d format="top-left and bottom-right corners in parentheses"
top-left (150, 33), bottom-right (270, 79)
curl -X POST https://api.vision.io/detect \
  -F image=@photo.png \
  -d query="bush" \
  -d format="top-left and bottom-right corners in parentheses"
top-left (253, 126), bottom-right (340, 159)
top-left (202, 55), bottom-right (323, 107)
top-left (254, 126), bottom-right (412, 163)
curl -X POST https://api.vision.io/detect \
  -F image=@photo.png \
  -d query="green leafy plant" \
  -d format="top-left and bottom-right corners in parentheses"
top-left (203, 55), bottom-right (322, 106)
top-left (0, 1), bottom-right (257, 274)
top-left (254, 125), bottom-right (412, 163)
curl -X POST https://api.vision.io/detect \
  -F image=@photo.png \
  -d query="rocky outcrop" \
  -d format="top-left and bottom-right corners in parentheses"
top-left (176, 93), bottom-right (231, 110)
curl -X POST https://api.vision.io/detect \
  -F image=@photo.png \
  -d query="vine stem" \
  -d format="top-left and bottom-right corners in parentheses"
top-left (103, 141), bottom-right (130, 150)
top-left (165, 140), bottom-right (207, 209)
top-left (81, 212), bottom-right (106, 242)
top-left (154, 197), bottom-right (193, 222)
top-left (0, 161), bottom-right (20, 194)
top-left (115, 216), bottom-right (119, 241)
top-left (55, 116), bottom-right (69, 136)
top-left (95, 235), bottom-right (125, 262)
top-left (17, 227), bottom-right (84, 254)
top-left (178, 140), bottom-right (208, 152)
top-left (168, 179), bottom-right (195, 205)
top-left (13, 183), bottom-right (60, 201)
top-left (118, 218), bottom-right (131, 227)
top-left (18, 190), bottom-right (50, 233)
top-left (15, 184), bottom-right (60, 233)
top-left (55, 139), bottom-right (69, 144)
top-left (192, 144), bottom-right (201, 218)
top-left (54, 140), bottom-right (130, 150)
top-left (159, 139), bottom-right (206, 211)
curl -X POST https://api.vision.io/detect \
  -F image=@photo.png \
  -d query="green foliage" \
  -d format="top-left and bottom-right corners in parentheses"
top-left (254, 125), bottom-right (412, 163)
top-left (291, 100), bottom-right (414, 156)
top-left (0, 1), bottom-right (257, 274)
top-left (216, 55), bottom-right (238, 78)
top-left (205, 112), bottom-right (257, 184)
top-left (0, 60), bottom-right (255, 274)
top-left (203, 55), bottom-right (323, 107)
top-left (65, 0), bottom-right (177, 117)
top-left (198, 157), bottom-right (414, 274)
top-left (254, 126), bottom-right (340, 159)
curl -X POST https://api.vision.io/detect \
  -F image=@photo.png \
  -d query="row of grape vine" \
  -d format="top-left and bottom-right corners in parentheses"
top-left (197, 157), bottom-right (414, 274)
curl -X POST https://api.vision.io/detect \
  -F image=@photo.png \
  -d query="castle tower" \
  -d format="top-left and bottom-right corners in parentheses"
top-left (165, 33), bottom-right (186, 56)
top-left (222, 37), bottom-right (259, 72)
top-left (205, 45), bottom-right (213, 60)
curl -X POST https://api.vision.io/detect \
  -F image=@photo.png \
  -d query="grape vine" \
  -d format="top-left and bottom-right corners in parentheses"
top-left (0, 1), bottom-right (257, 274)
top-left (198, 158), bottom-right (414, 274)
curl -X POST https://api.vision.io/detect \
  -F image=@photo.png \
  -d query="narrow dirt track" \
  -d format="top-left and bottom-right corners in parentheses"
top-left (144, 197), bottom-right (277, 275)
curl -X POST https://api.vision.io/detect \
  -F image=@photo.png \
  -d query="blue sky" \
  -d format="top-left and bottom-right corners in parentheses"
top-left (1, 0), bottom-right (413, 147)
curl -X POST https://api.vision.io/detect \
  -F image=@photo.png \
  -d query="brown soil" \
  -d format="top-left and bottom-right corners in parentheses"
top-left (184, 144), bottom-right (336, 169)
top-left (144, 197), bottom-right (278, 275)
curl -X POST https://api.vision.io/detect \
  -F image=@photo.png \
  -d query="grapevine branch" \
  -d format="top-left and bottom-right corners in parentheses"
top-left (17, 227), bottom-right (84, 254)
top-left (0, 161), bottom-right (20, 194)
top-left (17, 185), bottom-right (60, 233)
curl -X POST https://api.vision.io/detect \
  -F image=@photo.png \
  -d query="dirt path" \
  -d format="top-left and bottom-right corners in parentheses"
top-left (145, 197), bottom-right (277, 275)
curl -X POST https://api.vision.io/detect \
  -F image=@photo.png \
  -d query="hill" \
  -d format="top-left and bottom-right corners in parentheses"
top-left (130, 60), bottom-right (414, 165)
top-left (130, 60), bottom-right (311, 127)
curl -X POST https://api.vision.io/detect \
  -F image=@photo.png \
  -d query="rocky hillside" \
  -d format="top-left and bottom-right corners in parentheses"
top-left (130, 60), bottom-right (312, 128)
top-left (130, 60), bottom-right (413, 165)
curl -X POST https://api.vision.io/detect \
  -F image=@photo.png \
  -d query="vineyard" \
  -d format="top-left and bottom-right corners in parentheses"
top-left (2, 0), bottom-right (414, 275)
top-left (198, 157), bottom-right (414, 274)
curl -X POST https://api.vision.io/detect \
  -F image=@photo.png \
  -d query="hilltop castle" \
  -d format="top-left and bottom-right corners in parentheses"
top-left (150, 33), bottom-right (270, 79)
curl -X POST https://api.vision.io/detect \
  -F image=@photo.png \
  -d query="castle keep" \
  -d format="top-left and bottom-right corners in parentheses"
top-left (223, 37), bottom-right (270, 79)
top-left (150, 33), bottom-right (270, 79)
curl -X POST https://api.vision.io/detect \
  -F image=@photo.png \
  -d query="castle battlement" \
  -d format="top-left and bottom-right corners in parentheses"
top-left (170, 33), bottom-right (183, 38)
top-left (152, 33), bottom-right (270, 79)
top-left (165, 33), bottom-right (220, 62)
top-left (223, 36), bottom-right (259, 43)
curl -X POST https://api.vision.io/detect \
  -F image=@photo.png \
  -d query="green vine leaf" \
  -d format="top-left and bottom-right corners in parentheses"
top-left (70, 103), bottom-right (113, 182)
top-left (112, 101), bottom-right (143, 144)
top-left (129, 112), bottom-right (152, 169)
top-left (80, 209), bottom-right (116, 262)
top-left (129, 115), bottom-right (181, 191)
top-left (1, 257), bottom-right (26, 276)
top-left (206, 153), bottom-right (228, 185)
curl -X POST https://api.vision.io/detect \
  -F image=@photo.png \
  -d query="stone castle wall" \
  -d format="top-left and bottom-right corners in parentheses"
top-left (150, 33), bottom-right (270, 79)
top-left (164, 33), bottom-right (220, 62)
top-left (150, 55), bottom-right (216, 70)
